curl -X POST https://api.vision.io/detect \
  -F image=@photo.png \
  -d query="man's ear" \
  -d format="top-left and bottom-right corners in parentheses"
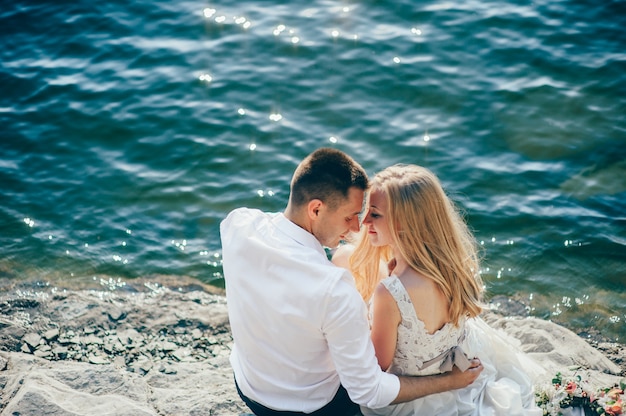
top-left (307, 199), bottom-right (323, 220)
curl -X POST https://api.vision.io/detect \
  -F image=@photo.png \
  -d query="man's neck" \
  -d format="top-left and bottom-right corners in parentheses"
top-left (283, 205), bottom-right (312, 234)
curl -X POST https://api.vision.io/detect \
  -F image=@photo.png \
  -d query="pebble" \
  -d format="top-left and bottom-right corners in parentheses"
top-left (52, 346), bottom-right (69, 359)
top-left (171, 348), bottom-right (190, 362)
top-left (88, 355), bottom-right (110, 365)
top-left (107, 307), bottom-right (126, 322)
top-left (43, 328), bottom-right (59, 341)
top-left (160, 341), bottom-right (178, 352)
top-left (23, 333), bottom-right (42, 349)
top-left (9, 292), bottom-right (234, 376)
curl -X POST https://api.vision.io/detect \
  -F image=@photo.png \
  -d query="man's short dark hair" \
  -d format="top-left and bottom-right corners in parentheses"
top-left (290, 148), bottom-right (369, 210)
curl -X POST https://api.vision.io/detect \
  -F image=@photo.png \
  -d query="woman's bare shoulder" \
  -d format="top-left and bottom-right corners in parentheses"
top-left (331, 243), bottom-right (355, 269)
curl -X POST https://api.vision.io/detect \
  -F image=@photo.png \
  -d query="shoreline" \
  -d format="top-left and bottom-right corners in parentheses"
top-left (0, 276), bottom-right (624, 415)
top-left (0, 276), bottom-right (248, 415)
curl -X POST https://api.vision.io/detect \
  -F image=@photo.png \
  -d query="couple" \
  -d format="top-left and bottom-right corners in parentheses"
top-left (220, 148), bottom-right (541, 415)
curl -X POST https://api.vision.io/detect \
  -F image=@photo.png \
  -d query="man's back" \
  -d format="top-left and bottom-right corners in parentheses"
top-left (221, 208), bottom-right (387, 412)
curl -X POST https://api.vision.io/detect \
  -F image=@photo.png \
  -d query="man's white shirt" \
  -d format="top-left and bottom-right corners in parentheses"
top-left (220, 208), bottom-right (399, 412)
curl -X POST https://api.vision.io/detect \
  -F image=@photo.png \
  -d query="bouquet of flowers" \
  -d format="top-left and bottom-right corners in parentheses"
top-left (594, 385), bottom-right (626, 416)
top-left (535, 370), bottom-right (625, 416)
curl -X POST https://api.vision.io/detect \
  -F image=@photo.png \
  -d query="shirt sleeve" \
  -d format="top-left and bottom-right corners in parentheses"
top-left (322, 270), bottom-right (400, 408)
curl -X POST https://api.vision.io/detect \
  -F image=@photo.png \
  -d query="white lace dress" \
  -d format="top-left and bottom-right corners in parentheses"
top-left (362, 275), bottom-right (543, 416)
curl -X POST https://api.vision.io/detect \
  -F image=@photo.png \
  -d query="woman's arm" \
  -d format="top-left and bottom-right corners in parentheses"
top-left (369, 282), bottom-right (401, 371)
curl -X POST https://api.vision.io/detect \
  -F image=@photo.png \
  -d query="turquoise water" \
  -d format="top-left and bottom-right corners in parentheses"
top-left (1, 0), bottom-right (625, 342)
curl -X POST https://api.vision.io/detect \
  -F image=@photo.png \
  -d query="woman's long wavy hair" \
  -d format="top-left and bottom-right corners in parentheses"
top-left (349, 164), bottom-right (484, 325)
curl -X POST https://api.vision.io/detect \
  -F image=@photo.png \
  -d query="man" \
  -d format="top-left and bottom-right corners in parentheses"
top-left (220, 148), bottom-right (482, 415)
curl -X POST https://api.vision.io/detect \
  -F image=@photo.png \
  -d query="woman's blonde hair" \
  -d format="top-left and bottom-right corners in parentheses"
top-left (349, 164), bottom-right (484, 325)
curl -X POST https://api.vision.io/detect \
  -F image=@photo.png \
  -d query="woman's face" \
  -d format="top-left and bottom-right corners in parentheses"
top-left (362, 187), bottom-right (393, 247)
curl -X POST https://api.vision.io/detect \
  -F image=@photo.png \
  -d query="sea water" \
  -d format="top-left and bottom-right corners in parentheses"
top-left (1, 0), bottom-right (625, 341)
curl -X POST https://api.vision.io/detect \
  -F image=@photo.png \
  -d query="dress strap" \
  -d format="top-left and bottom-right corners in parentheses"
top-left (380, 276), bottom-right (421, 331)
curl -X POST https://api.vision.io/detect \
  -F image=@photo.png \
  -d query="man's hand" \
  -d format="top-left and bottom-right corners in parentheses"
top-left (448, 358), bottom-right (483, 389)
top-left (393, 358), bottom-right (484, 404)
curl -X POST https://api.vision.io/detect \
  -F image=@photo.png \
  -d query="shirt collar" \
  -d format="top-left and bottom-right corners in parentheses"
top-left (273, 213), bottom-right (328, 258)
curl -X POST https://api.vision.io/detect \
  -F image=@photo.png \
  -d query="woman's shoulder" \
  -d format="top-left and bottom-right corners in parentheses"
top-left (330, 243), bottom-right (355, 269)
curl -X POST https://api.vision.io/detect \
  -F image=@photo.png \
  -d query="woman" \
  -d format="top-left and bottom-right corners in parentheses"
top-left (333, 164), bottom-right (543, 416)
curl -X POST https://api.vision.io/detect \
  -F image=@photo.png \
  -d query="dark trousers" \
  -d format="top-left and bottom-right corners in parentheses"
top-left (235, 377), bottom-right (361, 416)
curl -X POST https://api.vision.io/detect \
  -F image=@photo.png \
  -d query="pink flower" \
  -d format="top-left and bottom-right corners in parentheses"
top-left (605, 398), bottom-right (624, 416)
top-left (565, 381), bottom-right (577, 395)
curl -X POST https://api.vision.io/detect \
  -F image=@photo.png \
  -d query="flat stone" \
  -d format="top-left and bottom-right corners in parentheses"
top-left (88, 355), bottom-right (110, 365)
top-left (82, 334), bottom-right (103, 345)
top-left (103, 337), bottom-right (125, 354)
top-left (58, 332), bottom-right (80, 344)
top-left (23, 333), bottom-right (42, 349)
top-left (160, 341), bottom-right (177, 352)
top-left (118, 329), bottom-right (141, 346)
top-left (171, 348), bottom-right (190, 362)
top-left (52, 346), bottom-right (69, 359)
top-left (139, 360), bottom-right (153, 374)
top-left (158, 364), bottom-right (178, 375)
top-left (43, 328), bottom-right (59, 341)
top-left (83, 326), bottom-right (97, 335)
top-left (33, 349), bottom-right (52, 359)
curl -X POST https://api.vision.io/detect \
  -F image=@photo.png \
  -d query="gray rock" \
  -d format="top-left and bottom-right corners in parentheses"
top-left (107, 307), bottom-right (126, 322)
top-left (159, 340), bottom-right (178, 352)
top-left (171, 348), bottom-right (190, 362)
top-left (139, 359), bottom-right (153, 374)
top-left (58, 332), bottom-right (80, 344)
top-left (43, 328), bottom-right (59, 341)
top-left (0, 279), bottom-right (622, 416)
top-left (117, 329), bottom-right (142, 346)
top-left (0, 353), bottom-right (156, 415)
top-left (88, 355), bottom-right (110, 365)
top-left (82, 334), bottom-right (103, 346)
top-left (33, 349), bottom-right (52, 359)
top-left (52, 346), bottom-right (69, 359)
top-left (83, 326), bottom-right (97, 335)
top-left (158, 363), bottom-right (178, 375)
top-left (22, 333), bottom-right (42, 349)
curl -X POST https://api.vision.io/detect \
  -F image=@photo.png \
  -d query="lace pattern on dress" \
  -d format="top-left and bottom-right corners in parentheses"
top-left (381, 275), bottom-right (465, 376)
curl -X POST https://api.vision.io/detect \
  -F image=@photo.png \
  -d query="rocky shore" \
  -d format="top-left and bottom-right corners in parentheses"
top-left (0, 276), bottom-right (624, 415)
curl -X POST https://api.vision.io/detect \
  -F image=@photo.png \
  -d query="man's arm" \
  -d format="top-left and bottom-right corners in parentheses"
top-left (391, 359), bottom-right (483, 404)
